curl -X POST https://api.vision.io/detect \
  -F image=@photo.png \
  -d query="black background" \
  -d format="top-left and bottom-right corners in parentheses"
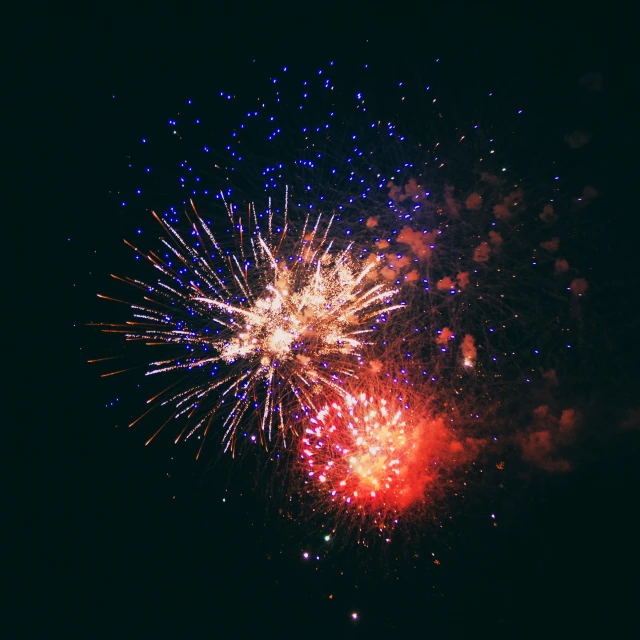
top-left (17, 3), bottom-right (639, 637)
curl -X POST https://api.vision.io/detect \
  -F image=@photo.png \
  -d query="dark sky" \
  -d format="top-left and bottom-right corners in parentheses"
top-left (18, 5), bottom-right (638, 637)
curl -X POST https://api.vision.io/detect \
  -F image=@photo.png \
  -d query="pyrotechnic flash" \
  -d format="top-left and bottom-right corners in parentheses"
top-left (97, 191), bottom-right (404, 455)
top-left (301, 392), bottom-right (435, 516)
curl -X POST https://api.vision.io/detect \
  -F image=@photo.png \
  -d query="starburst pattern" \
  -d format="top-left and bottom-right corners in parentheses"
top-left (302, 393), bottom-right (418, 506)
top-left (97, 192), bottom-right (404, 455)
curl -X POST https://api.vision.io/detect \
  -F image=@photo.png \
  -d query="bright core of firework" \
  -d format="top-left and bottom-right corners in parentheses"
top-left (199, 234), bottom-right (395, 371)
top-left (101, 193), bottom-right (404, 454)
top-left (301, 393), bottom-right (427, 512)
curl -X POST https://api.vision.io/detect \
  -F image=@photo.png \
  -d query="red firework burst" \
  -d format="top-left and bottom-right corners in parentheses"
top-left (301, 392), bottom-right (451, 516)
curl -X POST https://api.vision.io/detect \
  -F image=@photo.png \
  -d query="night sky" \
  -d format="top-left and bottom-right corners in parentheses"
top-left (20, 5), bottom-right (638, 637)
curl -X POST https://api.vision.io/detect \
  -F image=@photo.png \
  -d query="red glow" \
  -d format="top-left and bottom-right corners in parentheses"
top-left (301, 393), bottom-right (450, 514)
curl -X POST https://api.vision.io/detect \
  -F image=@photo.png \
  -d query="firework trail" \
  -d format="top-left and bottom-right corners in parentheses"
top-left (96, 189), bottom-right (403, 455)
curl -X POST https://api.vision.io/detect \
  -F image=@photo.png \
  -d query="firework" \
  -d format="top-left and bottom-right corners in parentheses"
top-left (97, 191), bottom-right (404, 455)
top-left (301, 392), bottom-right (425, 511)
top-left (98, 57), bottom-right (590, 523)
top-left (296, 374), bottom-right (487, 533)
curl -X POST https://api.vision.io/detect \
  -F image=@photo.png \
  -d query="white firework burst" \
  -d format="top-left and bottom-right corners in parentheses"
top-left (98, 189), bottom-right (404, 456)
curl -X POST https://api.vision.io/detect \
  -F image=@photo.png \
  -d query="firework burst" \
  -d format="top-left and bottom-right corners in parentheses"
top-left (297, 380), bottom-right (487, 534)
top-left (302, 392), bottom-right (424, 509)
top-left (96, 190), bottom-right (404, 455)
